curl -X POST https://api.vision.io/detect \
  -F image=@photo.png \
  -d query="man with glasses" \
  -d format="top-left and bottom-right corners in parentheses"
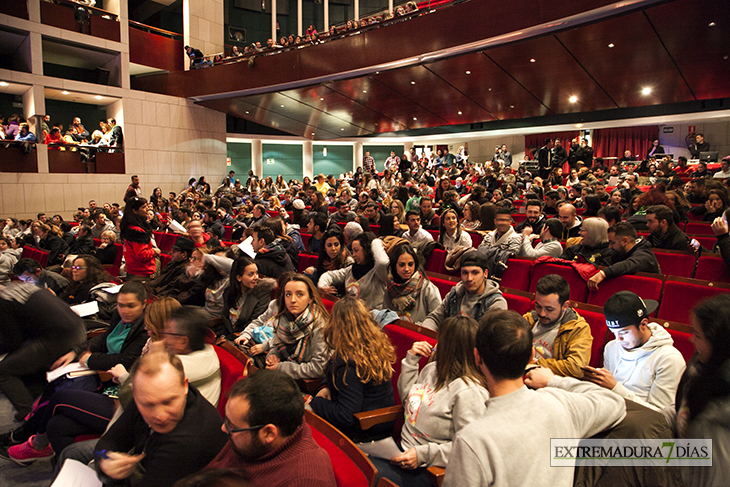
top-left (206, 369), bottom-right (336, 486)
top-left (94, 349), bottom-right (227, 487)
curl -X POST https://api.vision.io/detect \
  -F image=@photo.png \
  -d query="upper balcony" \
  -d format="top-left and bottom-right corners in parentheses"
top-left (40, 0), bottom-right (121, 43)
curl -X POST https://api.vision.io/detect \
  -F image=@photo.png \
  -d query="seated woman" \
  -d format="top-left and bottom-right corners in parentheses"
top-left (318, 232), bottom-right (389, 309)
top-left (304, 229), bottom-right (354, 285)
top-left (674, 295), bottom-right (730, 487)
top-left (702, 189), bottom-right (729, 222)
top-left (219, 255), bottom-right (275, 340)
top-left (0, 236), bottom-right (21, 283)
top-left (58, 255), bottom-right (112, 305)
top-left (7, 297), bottom-right (180, 461)
top-left (607, 190), bottom-right (626, 213)
top-left (383, 244), bottom-right (440, 324)
top-left (371, 316), bottom-right (489, 487)
top-left (3, 281), bottom-right (150, 456)
top-left (561, 217), bottom-right (615, 265)
top-left (308, 297), bottom-right (396, 442)
top-left (461, 201), bottom-right (481, 231)
top-left (378, 214), bottom-right (403, 238)
top-left (248, 273), bottom-right (330, 380)
top-left (438, 209), bottom-right (472, 250)
top-left (582, 195), bottom-right (603, 218)
top-left (439, 190), bottom-right (463, 218)
top-left (37, 223), bottom-right (69, 267)
top-left (94, 230), bottom-right (118, 265)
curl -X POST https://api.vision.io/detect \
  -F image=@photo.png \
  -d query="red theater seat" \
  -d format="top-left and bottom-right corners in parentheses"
top-left (502, 288), bottom-right (534, 316)
top-left (652, 250), bottom-right (696, 279)
top-left (573, 303), bottom-right (610, 368)
top-left (512, 214), bottom-right (527, 223)
top-left (529, 262), bottom-right (588, 303)
top-left (500, 258), bottom-right (533, 292)
top-left (587, 274), bottom-right (664, 311)
top-left (300, 232), bottom-right (311, 249)
top-left (297, 253), bottom-right (318, 273)
top-left (685, 222), bottom-right (714, 236)
top-left (429, 276), bottom-right (457, 299)
top-left (223, 225), bottom-right (233, 240)
top-left (160, 253), bottom-right (172, 270)
top-left (657, 277), bottom-right (730, 325)
top-left (424, 249), bottom-right (447, 274)
top-left (468, 231), bottom-right (482, 248)
top-left (383, 321), bottom-right (436, 404)
top-left (695, 254), bottom-right (730, 283)
top-left (212, 343), bottom-right (247, 418)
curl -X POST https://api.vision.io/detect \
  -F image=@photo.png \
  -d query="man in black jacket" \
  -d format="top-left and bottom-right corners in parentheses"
top-left (536, 138), bottom-right (552, 179)
top-left (252, 227), bottom-right (295, 278)
top-left (588, 223), bottom-right (660, 290)
top-left (150, 237), bottom-right (194, 295)
top-left (67, 225), bottom-right (95, 256)
top-left (550, 138), bottom-right (568, 170)
top-left (94, 350), bottom-right (227, 487)
top-left (514, 200), bottom-right (546, 235)
top-left (646, 205), bottom-right (692, 252)
top-left (688, 133), bottom-right (710, 159)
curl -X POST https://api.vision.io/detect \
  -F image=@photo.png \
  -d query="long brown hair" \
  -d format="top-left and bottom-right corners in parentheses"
top-left (275, 273), bottom-right (328, 321)
top-left (433, 316), bottom-right (487, 391)
top-left (144, 297), bottom-right (181, 341)
top-left (324, 296), bottom-right (395, 386)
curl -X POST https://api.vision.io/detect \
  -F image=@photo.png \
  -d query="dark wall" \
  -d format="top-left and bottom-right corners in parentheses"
top-left (45, 100), bottom-right (108, 133)
top-left (0, 93), bottom-right (21, 120)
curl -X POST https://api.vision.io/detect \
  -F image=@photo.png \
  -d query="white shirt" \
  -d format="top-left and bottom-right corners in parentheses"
top-left (403, 226), bottom-right (434, 243)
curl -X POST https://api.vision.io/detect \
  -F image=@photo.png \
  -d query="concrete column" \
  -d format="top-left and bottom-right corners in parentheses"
top-left (28, 32), bottom-right (43, 76)
top-left (23, 85), bottom-right (47, 172)
top-left (297, 0), bottom-right (303, 37)
top-left (252, 140), bottom-right (263, 177)
top-left (324, 0), bottom-right (329, 31)
top-left (354, 0), bottom-right (359, 20)
top-left (27, 0), bottom-right (41, 22)
top-left (389, 0), bottom-right (393, 14)
top-left (271, 0), bottom-right (277, 46)
top-left (354, 142), bottom-right (363, 173)
top-left (303, 141), bottom-right (313, 179)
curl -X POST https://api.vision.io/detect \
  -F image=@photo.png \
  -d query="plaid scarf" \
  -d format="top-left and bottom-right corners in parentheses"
top-left (275, 306), bottom-right (316, 363)
top-left (258, 241), bottom-right (285, 255)
top-left (386, 271), bottom-right (424, 312)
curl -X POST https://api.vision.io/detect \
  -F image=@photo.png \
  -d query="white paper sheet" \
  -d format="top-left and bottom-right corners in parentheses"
top-left (238, 236), bottom-right (256, 258)
top-left (51, 459), bottom-right (102, 487)
top-left (356, 437), bottom-right (403, 460)
top-left (102, 284), bottom-right (123, 294)
top-left (70, 301), bottom-right (99, 318)
top-left (168, 219), bottom-right (186, 233)
top-left (47, 362), bottom-right (90, 383)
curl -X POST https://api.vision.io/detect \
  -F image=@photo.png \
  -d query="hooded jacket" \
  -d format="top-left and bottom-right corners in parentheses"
top-left (603, 237), bottom-right (661, 279)
top-left (560, 215), bottom-right (583, 240)
top-left (648, 224), bottom-right (692, 252)
top-left (603, 322), bottom-right (685, 411)
top-left (220, 278), bottom-right (276, 338)
top-left (422, 280), bottom-right (508, 331)
top-left (255, 242), bottom-right (295, 278)
top-left (121, 224), bottom-right (156, 276)
top-left (523, 307), bottom-right (592, 379)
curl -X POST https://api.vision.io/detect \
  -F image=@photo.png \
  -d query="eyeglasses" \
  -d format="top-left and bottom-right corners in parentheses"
top-left (71, 266), bottom-right (87, 270)
top-left (223, 417), bottom-right (265, 434)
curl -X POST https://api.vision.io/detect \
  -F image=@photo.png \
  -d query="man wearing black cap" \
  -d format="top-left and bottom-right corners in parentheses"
top-left (582, 291), bottom-right (685, 411)
top-left (150, 237), bottom-right (195, 295)
top-left (422, 251), bottom-right (507, 331)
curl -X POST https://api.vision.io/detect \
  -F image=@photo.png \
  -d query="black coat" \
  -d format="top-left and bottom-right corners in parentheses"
top-left (73, 311), bottom-right (147, 371)
top-left (68, 234), bottom-right (95, 255)
top-left (603, 238), bottom-right (660, 279)
top-left (648, 225), bottom-right (692, 252)
top-left (39, 233), bottom-right (70, 266)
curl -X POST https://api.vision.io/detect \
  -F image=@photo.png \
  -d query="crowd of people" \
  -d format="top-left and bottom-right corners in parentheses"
top-left (1, 140), bottom-right (730, 486)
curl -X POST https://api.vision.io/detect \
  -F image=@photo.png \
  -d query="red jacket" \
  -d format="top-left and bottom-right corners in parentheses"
top-left (122, 225), bottom-right (156, 277)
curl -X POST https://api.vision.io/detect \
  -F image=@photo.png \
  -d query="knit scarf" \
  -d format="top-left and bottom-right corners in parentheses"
top-left (275, 307), bottom-right (316, 363)
top-left (386, 271), bottom-right (423, 312)
top-left (258, 241), bottom-right (285, 255)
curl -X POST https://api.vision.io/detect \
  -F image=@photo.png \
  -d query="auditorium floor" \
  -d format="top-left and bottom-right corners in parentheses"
top-left (0, 395), bottom-right (54, 486)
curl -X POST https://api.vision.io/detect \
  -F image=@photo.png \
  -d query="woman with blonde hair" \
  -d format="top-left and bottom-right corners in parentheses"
top-left (560, 217), bottom-right (614, 265)
top-left (309, 296), bottom-right (396, 442)
top-left (370, 315), bottom-right (489, 486)
top-left (94, 229), bottom-right (117, 265)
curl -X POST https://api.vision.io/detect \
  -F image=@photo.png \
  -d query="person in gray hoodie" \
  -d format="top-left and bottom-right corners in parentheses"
top-left (318, 232), bottom-right (389, 309)
top-left (421, 251), bottom-right (507, 331)
top-left (582, 291), bottom-right (685, 412)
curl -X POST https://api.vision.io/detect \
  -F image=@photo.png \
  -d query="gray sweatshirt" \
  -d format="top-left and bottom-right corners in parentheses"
top-left (443, 376), bottom-right (626, 487)
top-left (398, 353), bottom-right (489, 467)
top-left (382, 277), bottom-right (442, 325)
top-left (422, 280), bottom-right (507, 332)
top-left (263, 311), bottom-right (331, 380)
top-left (318, 238), bottom-right (389, 309)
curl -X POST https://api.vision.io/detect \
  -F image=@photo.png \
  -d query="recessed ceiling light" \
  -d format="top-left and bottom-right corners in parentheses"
top-left (642, 87), bottom-right (652, 95)
top-left (410, 81), bottom-right (415, 85)
top-left (363, 90), bottom-right (367, 93)
top-left (509, 105), bottom-right (514, 108)
top-left (530, 58), bottom-right (536, 63)
top-left (488, 88), bottom-right (492, 92)
top-left (709, 22), bottom-right (716, 27)
top-left (608, 43), bottom-right (615, 48)
top-left (569, 95), bottom-right (578, 103)
top-left (245, 111), bottom-right (249, 114)
top-left (61, 91), bottom-right (70, 95)
top-left (341, 128), bottom-right (345, 130)
top-left (320, 98), bottom-right (324, 100)
top-left (413, 117), bottom-right (417, 121)
top-left (311, 132), bottom-right (315, 135)
top-left (465, 71), bottom-right (471, 74)
top-left (95, 95), bottom-right (103, 100)
top-left (0, 82), bottom-right (8, 87)
top-left (458, 111), bottom-right (462, 115)
top-left (575, 123), bottom-right (584, 128)
top-left (280, 104), bottom-right (285, 108)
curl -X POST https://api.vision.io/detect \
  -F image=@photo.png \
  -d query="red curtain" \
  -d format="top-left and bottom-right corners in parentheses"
top-left (592, 126), bottom-right (659, 160)
top-left (524, 131), bottom-right (581, 159)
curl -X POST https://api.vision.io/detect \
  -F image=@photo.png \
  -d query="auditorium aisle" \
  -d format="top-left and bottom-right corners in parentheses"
top-left (0, 394), bottom-right (51, 486)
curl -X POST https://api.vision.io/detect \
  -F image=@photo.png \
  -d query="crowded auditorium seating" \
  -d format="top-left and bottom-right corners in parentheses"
top-left (529, 262), bottom-right (589, 303)
top-left (20, 246), bottom-right (50, 268)
top-left (586, 273), bottom-right (664, 311)
top-left (695, 253), bottom-right (730, 282)
top-left (657, 276), bottom-right (730, 325)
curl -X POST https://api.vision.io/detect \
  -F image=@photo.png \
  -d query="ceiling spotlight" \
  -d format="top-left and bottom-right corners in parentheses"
top-left (280, 104), bottom-right (285, 108)
top-left (608, 43), bottom-right (615, 48)
top-left (95, 95), bottom-right (103, 100)
top-left (341, 128), bottom-right (345, 130)
top-left (363, 90), bottom-right (367, 93)
top-left (61, 91), bottom-right (70, 95)
top-left (642, 87), bottom-right (652, 95)
top-left (320, 97), bottom-right (324, 100)
top-left (569, 95), bottom-right (578, 103)
top-left (245, 111), bottom-right (249, 114)
top-left (509, 105), bottom-right (515, 108)
top-left (465, 71), bottom-right (471, 75)
top-left (708, 22), bottom-right (716, 27)
top-left (0, 81), bottom-right (8, 87)
top-left (312, 132), bottom-right (315, 135)
top-left (530, 58), bottom-right (536, 63)
top-left (410, 81), bottom-right (415, 85)
top-left (413, 117), bottom-right (417, 121)
top-left (458, 111), bottom-right (462, 115)
top-left (488, 88), bottom-right (492, 92)
top-left (575, 123), bottom-right (584, 128)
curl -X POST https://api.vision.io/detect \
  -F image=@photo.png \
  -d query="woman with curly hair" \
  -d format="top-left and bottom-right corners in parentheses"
top-left (383, 244), bottom-right (440, 324)
top-left (626, 188), bottom-right (678, 231)
top-left (462, 201), bottom-right (482, 231)
top-left (434, 178), bottom-right (453, 205)
top-left (308, 296), bottom-right (396, 442)
top-left (58, 255), bottom-right (112, 305)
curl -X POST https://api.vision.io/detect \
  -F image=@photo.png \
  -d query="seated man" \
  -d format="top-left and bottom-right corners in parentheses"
top-left (588, 222), bottom-right (660, 290)
top-left (582, 291), bottom-right (685, 411)
top-left (93, 350), bottom-right (228, 487)
top-left (646, 204), bottom-right (692, 251)
top-left (12, 258), bottom-right (69, 294)
top-left (67, 224), bottom-right (95, 256)
top-left (477, 208), bottom-right (521, 255)
top-left (514, 199), bottom-right (546, 235)
top-left (519, 218), bottom-right (564, 259)
top-left (363, 201), bottom-right (383, 225)
top-left (150, 237), bottom-right (194, 295)
top-left (91, 210), bottom-right (115, 239)
top-left (558, 203), bottom-right (583, 240)
top-left (523, 275), bottom-right (592, 378)
top-left (206, 369), bottom-right (336, 487)
top-left (204, 210), bottom-right (225, 239)
top-left (305, 212), bottom-right (328, 254)
top-left (252, 226), bottom-right (295, 278)
top-left (443, 310), bottom-right (626, 487)
top-left (422, 252), bottom-right (507, 331)
top-left (402, 210), bottom-right (433, 243)
top-left (162, 306), bottom-right (222, 406)
top-left (544, 190), bottom-right (560, 216)
top-left (328, 200), bottom-right (357, 226)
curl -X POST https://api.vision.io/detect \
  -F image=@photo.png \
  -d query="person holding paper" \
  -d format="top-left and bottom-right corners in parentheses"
top-left (369, 315), bottom-right (489, 487)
